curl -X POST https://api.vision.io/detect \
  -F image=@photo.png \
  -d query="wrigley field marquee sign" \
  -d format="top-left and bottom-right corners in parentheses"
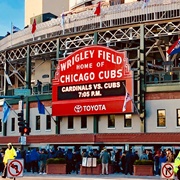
top-left (52, 45), bottom-right (133, 116)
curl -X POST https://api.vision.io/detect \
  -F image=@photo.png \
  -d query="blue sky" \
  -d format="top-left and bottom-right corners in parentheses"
top-left (0, 0), bottom-right (24, 36)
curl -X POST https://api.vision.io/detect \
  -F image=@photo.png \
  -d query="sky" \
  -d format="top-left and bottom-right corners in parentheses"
top-left (0, 0), bottom-right (24, 36)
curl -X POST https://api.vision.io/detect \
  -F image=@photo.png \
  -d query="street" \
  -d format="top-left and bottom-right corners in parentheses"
top-left (2, 172), bottom-right (162, 180)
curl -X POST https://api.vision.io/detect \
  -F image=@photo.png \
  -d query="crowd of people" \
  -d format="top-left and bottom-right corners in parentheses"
top-left (0, 143), bottom-right (180, 178)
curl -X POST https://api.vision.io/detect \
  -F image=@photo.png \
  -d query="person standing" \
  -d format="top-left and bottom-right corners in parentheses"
top-left (65, 149), bottom-right (73, 174)
top-left (2, 143), bottom-right (17, 178)
top-left (30, 148), bottom-right (39, 173)
top-left (166, 149), bottom-right (174, 163)
top-left (39, 149), bottom-right (48, 174)
top-left (36, 80), bottom-right (42, 94)
top-left (154, 150), bottom-right (160, 176)
top-left (125, 148), bottom-right (134, 175)
top-left (174, 151), bottom-right (180, 180)
top-left (0, 149), bottom-right (4, 173)
top-left (100, 148), bottom-right (110, 175)
top-left (159, 151), bottom-right (167, 175)
top-left (25, 148), bottom-right (32, 172)
top-left (140, 150), bottom-right (148, 160)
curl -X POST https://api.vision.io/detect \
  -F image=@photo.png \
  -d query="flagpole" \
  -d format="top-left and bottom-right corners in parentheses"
top-left (4, 100), bottom-right (18, 116)
top-left (61, 10), bottom-right (65, 35)
top-left (122, 82), bottom-right (140, 117)
top-left (32, 13), bottom-right (36, 41)
top-left (35, 94), bottom-right (57, 124)
top-left (11, 22), bottom-right (13, 46)
top-left (44, 107), bottom-right (57, 124)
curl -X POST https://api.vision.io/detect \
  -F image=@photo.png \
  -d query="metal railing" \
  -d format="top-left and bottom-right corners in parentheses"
top-left (0, 0), bottom-right (180, 51)
top-left (0, 83), bottom-right (52, 96)
top-left (146, 70), bottom-right (180, 84)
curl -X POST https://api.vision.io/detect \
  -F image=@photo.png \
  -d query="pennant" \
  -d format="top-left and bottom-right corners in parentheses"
top-left (13, 25), bottom-right (20, 33)
top-left (122, 92), bottom-right (132, 112)
top-left (31, 19), bottom-right (36, 34)
top-left (37, 97), bottom-right (45, 114)
top-left (167, 38), bottom-right (180, 56)
top-left (142, 0), bottom-right (150, 9)
top-left (2, 101), bottom-right (10, 123)
top-left (94, 2), bottom-right (101, 16)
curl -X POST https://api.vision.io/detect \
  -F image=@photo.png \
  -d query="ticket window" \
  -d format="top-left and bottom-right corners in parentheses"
top-left (58, 146), bottom-right (75, 153)
top-left (105, 146), bottom-right (124, 153)
top-left (80, 146), bottom-right (99, 154)
top-left (132, 146), bottom-right (143, 156)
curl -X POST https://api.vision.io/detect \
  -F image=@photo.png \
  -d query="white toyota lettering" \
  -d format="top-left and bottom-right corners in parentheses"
top-left (83, 104), bottom-right (106, 111)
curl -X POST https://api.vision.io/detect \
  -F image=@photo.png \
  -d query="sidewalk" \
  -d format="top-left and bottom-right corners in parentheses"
top-left (23, 172), bottom-right (163, 180)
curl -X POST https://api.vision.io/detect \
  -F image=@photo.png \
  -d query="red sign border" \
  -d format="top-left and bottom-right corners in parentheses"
top-left (162, 163), bottom-right (174, 178)
top-left (8, 159), bottom-right (23, 177)
top-left (52, 45), bottom-right (134, 116)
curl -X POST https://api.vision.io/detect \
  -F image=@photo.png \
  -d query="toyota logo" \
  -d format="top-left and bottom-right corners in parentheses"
top-left (74, 105), bottom-right (83, 113)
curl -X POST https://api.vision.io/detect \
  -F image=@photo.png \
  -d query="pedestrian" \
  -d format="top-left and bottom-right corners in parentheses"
top-left (65, 149), bottom-right (73, 174)
top-left (154, 150), bottom-right (160, 176)
top-left (39, 149), bottom-right (48, 174)
top-left (120, 151), bottom-right (126, 174)
top-left (174, 151), bottom-right (180, 179)
top-left (110, 150), bottom-right (116, 173)
top-left (25, 148), bottom-right (32, 172)
top-left (166, 149), bottom-right (174, 163)
top-left (115, 149), bottom-right (121, 173)
top-left (2, 143), bottom-right (17, 178)
top-left (125, 148), bottom-right (134, 175)
top-left (100, 148), bottom-right (110, 175)
top-left (159, 151), bottom-right (167, 171)
top-left (0, 149), bottom-right (4, 173)
top-left (134, 151), bottom-right (139, 161)
top-left (140, 150), bottom-right (148, 160)
top-left (30, 148), bottom-right (39, 173)
top-left (73, 150), bottom-right (82, 174)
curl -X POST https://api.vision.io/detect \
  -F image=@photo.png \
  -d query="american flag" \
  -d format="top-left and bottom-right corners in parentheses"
top-left (167, 38), bottom-right (180, 55)
top-left (122, 92), bottom-right (132, 112)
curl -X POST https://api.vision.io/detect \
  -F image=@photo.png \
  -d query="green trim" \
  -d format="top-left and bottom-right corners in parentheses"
top-left (93, 32), bottom-right (98, 45)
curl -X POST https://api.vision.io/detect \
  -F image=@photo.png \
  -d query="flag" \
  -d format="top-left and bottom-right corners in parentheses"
top-left (167, 38), bottom-right (180, 55)
top-left (3, 63), bottom-right (12, 86)
top-left (12, 25), bottom-right (20, 33)
top-left (0, 99), bottom-right (4, 106)
top-left (37, 97), bottom-right (45, 114)
top-left (5, 31), bottom-right (10, 37)
top-left (61, 12), bottom-right (65, 27)
top-left (31, 19), bottom-right (36, 34)
top-left (122, 92), bottom-right (132, 112)
top-left (94, 2), bottom-right (101, 16)
top-left (4, 73), bottom-right (12, 86)
top-left (2, 101), bottom-right (10, 123)
top-left (142, 0), bottom-right (150, 9)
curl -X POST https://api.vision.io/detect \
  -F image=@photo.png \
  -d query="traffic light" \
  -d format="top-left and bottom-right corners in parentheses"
top-left (17, 112), bottom-right (23, 125)
top-left (18, 112), bottom-right (25, 135)
top-left (23, 126), bottom-right (31, 135)
top-left (17, 112), bottom-right (31, 135)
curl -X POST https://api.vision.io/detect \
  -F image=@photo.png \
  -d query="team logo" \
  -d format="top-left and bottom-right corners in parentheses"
top-left (74, 105), bottom-right (83, 113)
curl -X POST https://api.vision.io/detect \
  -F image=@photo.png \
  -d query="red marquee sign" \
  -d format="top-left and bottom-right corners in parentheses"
top-left (52, 45), bottom-right (133, 116)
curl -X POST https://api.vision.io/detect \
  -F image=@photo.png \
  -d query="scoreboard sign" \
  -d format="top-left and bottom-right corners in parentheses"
top-left (52, 45), bottom-right (133, 116)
